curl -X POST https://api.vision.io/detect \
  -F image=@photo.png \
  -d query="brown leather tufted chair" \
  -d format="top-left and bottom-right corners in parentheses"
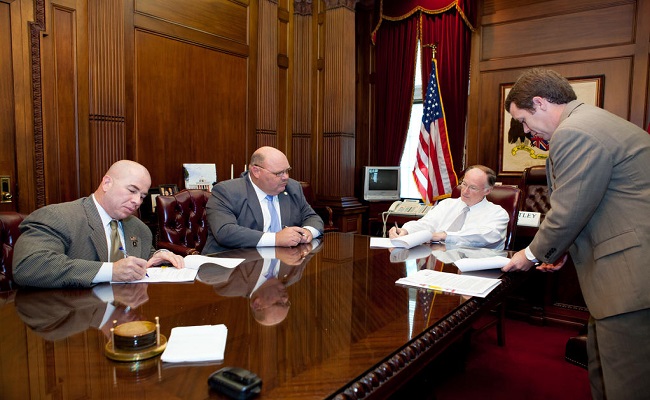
top-left (1, 212), bottom-right (26, 290)
top-left (156, 189), bottom-right (211, 256)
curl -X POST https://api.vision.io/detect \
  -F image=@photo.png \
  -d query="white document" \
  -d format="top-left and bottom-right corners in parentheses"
top-left (453, 256), bottom-right (511, 272)
top-left (161, 324), bottom-right (228, 363)
top-left (370, 230), bottom-right (433, 249)
top-left (395, 269), bottom-right (501, 298)
top-left (112, 255), bottom-right (244, 284)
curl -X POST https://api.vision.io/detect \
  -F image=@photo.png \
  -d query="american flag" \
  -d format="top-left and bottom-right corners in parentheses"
top-left (413, 59), bottom-right (457, 205)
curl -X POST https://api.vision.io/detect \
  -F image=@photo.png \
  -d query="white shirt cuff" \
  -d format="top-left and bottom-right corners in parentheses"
top-left (524, 247), bottom-right (539, 263)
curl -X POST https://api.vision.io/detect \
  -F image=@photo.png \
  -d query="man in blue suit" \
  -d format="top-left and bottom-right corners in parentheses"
top-left (202, 146), bottom-right (323, 254)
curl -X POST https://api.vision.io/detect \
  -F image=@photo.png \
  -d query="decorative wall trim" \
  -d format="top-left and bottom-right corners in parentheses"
top-left (29, 0), bottom-right (46, 208)
top-left (294, 0), bottom-right (313, 15)
top-left (323, 0), bottom-right (357, 12)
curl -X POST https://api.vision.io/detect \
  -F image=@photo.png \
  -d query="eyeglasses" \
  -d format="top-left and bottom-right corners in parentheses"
top-left (254, 165), bottom-right (292, 178)
top-left (459, 180), bottom-right (487, 192)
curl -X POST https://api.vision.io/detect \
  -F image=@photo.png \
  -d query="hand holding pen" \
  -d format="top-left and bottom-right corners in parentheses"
top-left (389, 222), bottom-right (406, 239)
top-left (112, 246), bottom-right (150, 282)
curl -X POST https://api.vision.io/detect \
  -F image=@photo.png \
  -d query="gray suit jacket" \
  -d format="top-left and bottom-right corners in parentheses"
top-left (529, 100), bottom-right (650, 319)
top-left (13, 197), bottom-right (154, 288)
top-left (202, 173), bottom-right (324, 254)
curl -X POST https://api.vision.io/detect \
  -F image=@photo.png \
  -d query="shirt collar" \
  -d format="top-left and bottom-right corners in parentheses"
top-left (92, 194), bottom-right (113, 227)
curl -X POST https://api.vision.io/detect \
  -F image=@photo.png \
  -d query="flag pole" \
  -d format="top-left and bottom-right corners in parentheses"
top-left (422, 43), bottom-right (437, 61)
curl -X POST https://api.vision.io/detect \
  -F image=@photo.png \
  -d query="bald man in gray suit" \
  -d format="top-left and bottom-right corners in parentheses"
top-left (503, 69), bottom-right (650, 400)
top-left (202, 146), bottom-right (323, 254)
top-left (13, 160), bottom-right (184, 288)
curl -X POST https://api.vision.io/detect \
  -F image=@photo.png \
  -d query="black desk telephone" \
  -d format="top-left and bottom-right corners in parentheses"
top-left (208, 367), bottom-right (262, 399)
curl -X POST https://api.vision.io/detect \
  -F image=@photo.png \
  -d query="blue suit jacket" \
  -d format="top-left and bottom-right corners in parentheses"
top-left (202, 173), bottom-right (323, 254)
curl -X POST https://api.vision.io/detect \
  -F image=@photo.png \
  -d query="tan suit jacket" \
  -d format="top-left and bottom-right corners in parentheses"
top-left (530, 101), bottom-right (650, 319)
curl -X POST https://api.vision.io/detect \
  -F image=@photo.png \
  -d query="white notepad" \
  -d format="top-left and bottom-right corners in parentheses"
top-left (161, 324), bottom-right (228, 363)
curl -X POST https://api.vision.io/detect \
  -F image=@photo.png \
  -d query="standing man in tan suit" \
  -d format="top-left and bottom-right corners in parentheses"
top-left (503, 69), bottom-right (650, 400)
top-left (13, 160), bottom-right (184, 287)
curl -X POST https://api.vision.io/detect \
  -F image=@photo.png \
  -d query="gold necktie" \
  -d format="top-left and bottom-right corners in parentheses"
top-left (109, 220), bottom-right (124, 262)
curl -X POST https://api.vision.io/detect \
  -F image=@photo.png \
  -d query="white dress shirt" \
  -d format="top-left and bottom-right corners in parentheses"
top-left (402, 197), bottom-right (509, 249)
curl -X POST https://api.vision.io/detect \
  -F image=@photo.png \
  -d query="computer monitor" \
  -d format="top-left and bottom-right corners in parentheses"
top-left (363, 166), bottom-right (400, 201)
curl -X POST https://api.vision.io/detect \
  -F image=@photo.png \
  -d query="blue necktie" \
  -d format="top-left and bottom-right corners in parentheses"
top-left (265, 259), bottom-right (279, 279)
top-left (265, 195), bottom-right (281, 232)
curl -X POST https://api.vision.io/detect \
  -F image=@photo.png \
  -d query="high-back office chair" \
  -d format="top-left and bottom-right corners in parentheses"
top-left (156, 189), bottom-right (211, 256)
top-left (299, 181), bottom-right (338, 233)
top-left (451, 184), bottom-right (523, 251)
top-left (1, 211), bottom-right (26, 290)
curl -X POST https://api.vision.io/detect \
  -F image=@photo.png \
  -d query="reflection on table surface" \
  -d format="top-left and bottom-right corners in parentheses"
top-left (0, 233), bottom-right (520, 400)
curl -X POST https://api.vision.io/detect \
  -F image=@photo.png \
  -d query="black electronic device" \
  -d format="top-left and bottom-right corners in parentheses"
top-left (208, 367), bottom-right (262, 400)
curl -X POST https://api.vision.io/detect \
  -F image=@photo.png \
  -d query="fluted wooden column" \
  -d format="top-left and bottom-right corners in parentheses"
top-left (257, 0), bottom-right (279, 147)
top-left (320, 0), bottom-right (364, 232)
top-left (292, 1), bottom-right (313, 182)
top-left (88, 0), bottom-right (126, 184)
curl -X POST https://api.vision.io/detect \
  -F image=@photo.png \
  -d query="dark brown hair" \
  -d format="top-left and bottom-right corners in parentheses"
top-left (505, 68), bottom-right (577, 112)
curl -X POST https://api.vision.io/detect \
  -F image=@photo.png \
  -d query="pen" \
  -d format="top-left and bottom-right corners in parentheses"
top-left (284, 225), bottom-right (305, 236)
top-left (394, 222), bottom-right (401, 234)
top-left (122, 245), bottom-right (148, 277)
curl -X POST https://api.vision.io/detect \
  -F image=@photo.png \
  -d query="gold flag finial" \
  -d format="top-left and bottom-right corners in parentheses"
top-left (422, 44), bottom-right (437, 61)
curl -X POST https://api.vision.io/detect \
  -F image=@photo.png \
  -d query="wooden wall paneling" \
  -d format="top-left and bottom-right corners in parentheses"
top-left (320, 1), bottom-right (364, 232)
top-left (481, 4), bottom-right (635, 61)
top-left (322, 4), bottom-right (355, 198)
top-left (41, 0), bottom-right (89, 204)
top-left (0, 1), bottom-right (17, 212)
top-left (134, 31), bottom-right (249, 188)
top-left (353, 0), bottom-right (376, 199)
top-left (277, 4), bottom-right (291, 157)
top-left (135, 0), bottom-right (249, 46)
top-left (257, 0), bottom-right (279, 148)
top-left (292, 9), bottom-right (314, 184)
top-left (88, 0), bottom-right (126, 186)
top-left (631, 0), bottom-right (650, 127)
top-left (467, 0), bottom-right (649, 185)
top-left (6, 0), bottom-right (36, 213)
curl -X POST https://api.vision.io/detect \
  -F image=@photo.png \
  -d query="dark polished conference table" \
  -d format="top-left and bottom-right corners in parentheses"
top-left (0, 233), bottom-right (525, 399)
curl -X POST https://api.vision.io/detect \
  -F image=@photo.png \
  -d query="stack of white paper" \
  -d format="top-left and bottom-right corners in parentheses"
top-left (453, 256), bottom-right (510, 272)
top-left (161, 324), bottom-right (228, 363)
top-left (114, 255), bottom-right (245, 284)
top-left (395, 269), bottom-right (501, 298)
top-left (370, 230), bottom-right (433, 249)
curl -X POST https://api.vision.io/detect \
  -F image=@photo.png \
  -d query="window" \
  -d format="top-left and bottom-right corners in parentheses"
top-left (399, 45), bottom-right (424, 200)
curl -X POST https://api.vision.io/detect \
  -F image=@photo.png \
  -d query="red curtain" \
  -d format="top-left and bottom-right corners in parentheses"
top-left (373, 0), bottom-right (476, 171)
top-left (420, 10), bottom-right (474, 174)
top-left (374, 17), bottom-right (418, 166)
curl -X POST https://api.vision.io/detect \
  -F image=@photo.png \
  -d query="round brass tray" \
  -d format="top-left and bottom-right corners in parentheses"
top-left (105, 335), bottom-right (167, 362)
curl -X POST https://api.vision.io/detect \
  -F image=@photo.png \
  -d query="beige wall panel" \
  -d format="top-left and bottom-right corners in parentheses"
top-left (134, 31), bottom-right (248, 188)
top-left (135, 0), bottom-right (248, 45)
top-left (482, 4), bottom-right (634, 61)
